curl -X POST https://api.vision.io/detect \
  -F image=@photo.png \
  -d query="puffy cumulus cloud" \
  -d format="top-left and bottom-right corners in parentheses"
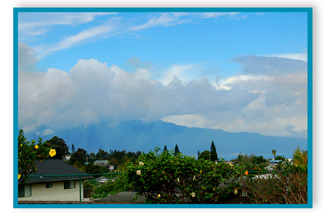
top-left (231, 55), bottom-right (307, 75)
top-left (18, 42), bottom-right (38, 72)
top-left (164, 56), bottom-right (307, 138)
top-left (18, 58), bottom-right (258, 133)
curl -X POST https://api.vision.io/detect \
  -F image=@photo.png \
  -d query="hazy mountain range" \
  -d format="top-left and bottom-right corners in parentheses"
top-left (24, 120), bottom-right (307, 160)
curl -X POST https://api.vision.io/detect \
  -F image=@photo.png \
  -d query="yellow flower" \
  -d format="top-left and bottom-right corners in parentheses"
top-left (35, 145), bottom-right (39, 149)
top-left (20, 144), bottom-right (22, 147)
top-left (213, 188), bottom-right (215, 191)
top-left (49, 149), bottom-right (56, 157)
top-left (244, 170), bottom-right (249, 175)
top-left (18, 173), bottom-right (21, 180)
top-left (234, 188), bottom-right (238, 195)
top-left (200, 170), bottom-right (202, 174)
top-left (191, 192), bottom-right (196, 198)
top-left (157, 194), bottom-right (161, 198)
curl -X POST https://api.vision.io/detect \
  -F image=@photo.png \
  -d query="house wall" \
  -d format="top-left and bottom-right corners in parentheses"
top-left (18, 180), bottom-right (84, 202)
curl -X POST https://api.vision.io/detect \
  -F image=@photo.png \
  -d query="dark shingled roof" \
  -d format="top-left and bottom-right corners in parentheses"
top-left (27, 159), bottom-right (92, 184)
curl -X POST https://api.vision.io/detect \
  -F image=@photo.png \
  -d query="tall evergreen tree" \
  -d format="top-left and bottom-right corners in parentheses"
top-left (163, 145), bottom-right (168, 152)
top-left (174, 144), bottom-right (180, 156)
top-left (72, 144), bottom-right (75, 154)
top-left (210, 141), bottom-right (218, 162)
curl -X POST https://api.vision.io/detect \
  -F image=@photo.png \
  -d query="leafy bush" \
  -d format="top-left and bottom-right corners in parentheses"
top-left (239, 164), bottom-right (307, 204)
top-left (91, 174), bottom-right (129, 199)
top-left (126, 147), bottom-right (240, 204)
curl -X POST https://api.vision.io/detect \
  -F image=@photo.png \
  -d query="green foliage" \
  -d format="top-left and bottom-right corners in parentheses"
top-left (72, 160), bottom-right (86, 172)
top-left (275, 155), bottom-right (286, 161)
top-left (174, 144), bottom-right (180, 156)
top-left (96, 148), bottom-right (110, 160)
top-left (293, 146), bottom-right (308, 168)
top-left (210, 141), bottom-right (218, 162)
top-left (163, 145), bottom-right (168, 152)
top-left (85, 163), bottom-right (102, 174)
top-left (88, 152), bottom-right (96, 163)
top-left (272, 149), bottom-right (277, 159)
top-left (44, 136), bottom-right (69, 159)
top-left (18, 129), bottom-right (51, 185)
top-left (71, 144), bottom-right (75, 154)
top-left (91, 174), bottom-right (129, 199)
top-left (69, 148), bottom-right (87, 165)
top-left (198, 150), bottom-right (210, 160)
top-left (126, 148), bottom-right (240, 204)
top-left (251, 156), bottom-right (267, 165)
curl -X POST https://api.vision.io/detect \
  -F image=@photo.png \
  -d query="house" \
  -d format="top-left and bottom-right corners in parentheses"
top-left (269, 159), bottom-right (282, 166)
top-left (93, 160), bottom-right (109, 167)
top-left (18, 159), bottom-right (92, 202)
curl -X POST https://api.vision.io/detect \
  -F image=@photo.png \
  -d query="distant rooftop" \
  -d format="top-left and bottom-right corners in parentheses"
top-left (93, 160), bottom-right (109, 164)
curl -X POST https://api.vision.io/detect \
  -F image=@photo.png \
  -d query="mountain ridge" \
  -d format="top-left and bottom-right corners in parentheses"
top-left (24, 120), bottom-right (307, 159)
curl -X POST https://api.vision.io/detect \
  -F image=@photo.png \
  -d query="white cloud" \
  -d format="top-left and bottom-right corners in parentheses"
top-left (19, 12), bottom-right (116, 32)
top-left (265, 53), bottom-right (307, 61)
top-left (41, 128), bottom-right (55, 136)
top-left (18, 57), bottom-right (256, 133)
top-left (135, 68), bottom-right (150, 80)
top-left (199, 12), bottom-right (239, 19)
top-left (18, 45), bottom-right (307, 138)
top-left (128, 13), bottom-right (189, 32)
top-left (159, 64), bottom-right (194, 85)
top-left (38, 22), bottom-right (116, 57)
top-left (18, 42), bottom-right (38, 72)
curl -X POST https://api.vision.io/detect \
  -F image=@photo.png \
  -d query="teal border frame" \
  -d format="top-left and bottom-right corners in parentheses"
top-left (13, 7), bottom-right (313, 208)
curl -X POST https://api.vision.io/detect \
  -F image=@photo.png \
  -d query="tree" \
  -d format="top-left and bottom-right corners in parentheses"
top-left (88, 152), bottom-right (96, 163)
top-left (72, 144), bottom-right (75, 154)
top-left (44, 136), bottom-right (69, 159)
top-left (198, 151), bottom-right (200, 158)
top-left (96, 148), bottom-right (109, 160)
top-left (251, 156), bottom-right (267, 164)
top-left (69, 148), bottom-right (87, 165)
top-left (163, 145), bottom-right (168, 152)
top-left (174, 144), bottom-right (180, 156)
top-left (275, 155), bottom-right (286, 161)
top-left (210, 141), bottom-right (218, 162)
top-left (18, 130), bottom-right (54, 185)
top-left (198, 150), bottom-right (210, 160)
top-left (293, 146), bottom-right (307, 168)
top-left (272, 149), bottom-right (277, 159)
top-left (85, 163), bottom-right (102, 174)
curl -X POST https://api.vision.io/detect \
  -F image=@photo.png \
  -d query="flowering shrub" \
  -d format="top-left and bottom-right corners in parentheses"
top-left (18, 129), bottom-right (54, 185)
top-left (126, 148), bottom-right (240, 204)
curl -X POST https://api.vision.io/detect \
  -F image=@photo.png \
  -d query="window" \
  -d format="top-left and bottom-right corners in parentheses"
top-left (46, 182), bottom-right (52, 188)
top-left (64, 180), bottom-right (76, 189)
top-left (18, 184), bottom-right (32, 197)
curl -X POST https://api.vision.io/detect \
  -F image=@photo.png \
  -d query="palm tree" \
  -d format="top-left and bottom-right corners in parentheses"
top-left (272, 149), bottom-right (276, 159)
top-left (293, 146), bottom-right (308, 168)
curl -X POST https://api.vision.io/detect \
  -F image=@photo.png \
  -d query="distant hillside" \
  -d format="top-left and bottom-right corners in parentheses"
top-left (25, 120), bottom-right (307, 159)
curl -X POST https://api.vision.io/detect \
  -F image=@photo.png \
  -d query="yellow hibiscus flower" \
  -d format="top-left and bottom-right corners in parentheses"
top-left (18, 173), bottom-right (21, 180)
top-left (35, 145), bottom-right (39, 149)
top-left (49, 149), bottom-right (56, 157)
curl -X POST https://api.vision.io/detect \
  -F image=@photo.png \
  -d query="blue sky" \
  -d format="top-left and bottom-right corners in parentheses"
top-left (17, 11), bottom-right (308, 138)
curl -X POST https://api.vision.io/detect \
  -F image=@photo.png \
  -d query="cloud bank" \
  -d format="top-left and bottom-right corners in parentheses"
top-left (18, 43), bottom-right (307, 138)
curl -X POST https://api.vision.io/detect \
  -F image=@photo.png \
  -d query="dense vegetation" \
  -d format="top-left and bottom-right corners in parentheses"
top-left (18, 130), bottom-right (308, 204)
